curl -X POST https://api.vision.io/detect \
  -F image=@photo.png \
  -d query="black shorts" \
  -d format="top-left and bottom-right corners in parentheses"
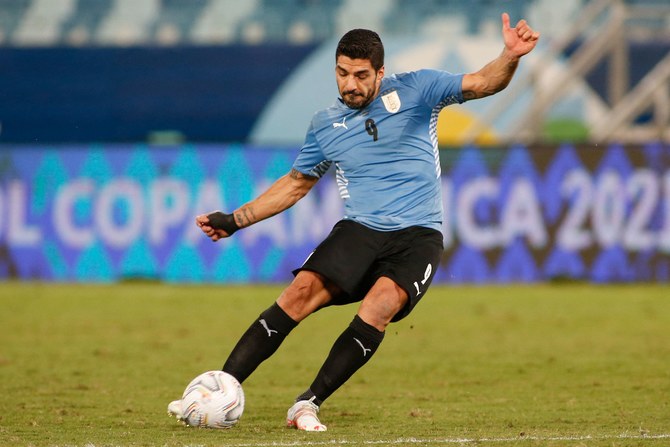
top-left (293, 219), bottom-right (443, 322)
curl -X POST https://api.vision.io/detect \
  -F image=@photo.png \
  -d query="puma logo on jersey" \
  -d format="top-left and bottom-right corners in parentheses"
top-left (353, 337), bottom-right (372, 357)
top-left (332, 117), bottom-right (348, 129)
top-left (259, 319), bottom-right (278, 337)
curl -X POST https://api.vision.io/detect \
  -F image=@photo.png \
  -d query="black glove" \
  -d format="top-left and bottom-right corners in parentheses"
top-left (206, 211), bottom-right (240, 235)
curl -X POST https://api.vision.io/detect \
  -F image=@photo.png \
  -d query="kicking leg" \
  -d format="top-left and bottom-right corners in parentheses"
top-left (223, 270), bottom-right (336, 383)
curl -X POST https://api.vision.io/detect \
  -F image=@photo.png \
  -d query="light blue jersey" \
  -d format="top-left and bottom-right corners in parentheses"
top-left (293, 69), bottom-right (464, 232)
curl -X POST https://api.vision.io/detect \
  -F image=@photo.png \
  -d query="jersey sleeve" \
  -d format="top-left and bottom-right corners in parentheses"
top-left (405, 69), bottom-right (465, 109)
top-left (292, 121), bottom-right (332, 178)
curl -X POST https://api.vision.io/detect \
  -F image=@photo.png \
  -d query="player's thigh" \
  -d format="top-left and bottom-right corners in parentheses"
top-left (293, 219), bottom-right (385, 300)
top-left (372, 226), bottom-right (444, 322)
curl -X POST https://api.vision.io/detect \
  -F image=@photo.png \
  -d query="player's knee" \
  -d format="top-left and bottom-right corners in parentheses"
top-left (277, 271), bottom-right (334, 322)
top-left (359, 278), bottom-right (408, 331)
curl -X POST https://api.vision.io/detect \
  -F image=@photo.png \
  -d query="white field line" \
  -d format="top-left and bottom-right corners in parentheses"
top-left (171, 433), bottom-right (670, 447)
top-left (80, 433), bottom-right (670, 447)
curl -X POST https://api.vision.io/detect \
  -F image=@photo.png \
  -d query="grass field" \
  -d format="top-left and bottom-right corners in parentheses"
top-left (0, 282), bottom-right (668, 447)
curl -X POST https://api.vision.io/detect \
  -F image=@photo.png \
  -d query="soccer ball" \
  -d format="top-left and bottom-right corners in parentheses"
top-left (180, 371), bottom-right (245, 429)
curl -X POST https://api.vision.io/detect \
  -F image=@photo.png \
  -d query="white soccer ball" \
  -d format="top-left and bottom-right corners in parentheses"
top-left (180, 370), bottom-right (245, 429)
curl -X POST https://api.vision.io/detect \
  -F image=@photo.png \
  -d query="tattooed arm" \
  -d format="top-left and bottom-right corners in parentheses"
top-left (196, 168), bottom-right (319, 241)
top-left (461, 13), bottom-right (539, 100)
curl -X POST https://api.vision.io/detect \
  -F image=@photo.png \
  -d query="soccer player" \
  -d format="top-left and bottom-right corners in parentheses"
top-left (170, 13), bottom-right (539, 431)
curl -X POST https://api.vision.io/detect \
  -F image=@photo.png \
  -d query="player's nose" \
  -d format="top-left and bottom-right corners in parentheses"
top-left (344, 76), bottom-right (358, 91)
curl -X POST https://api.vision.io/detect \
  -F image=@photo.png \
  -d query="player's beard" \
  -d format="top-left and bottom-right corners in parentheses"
top-left (341, 78), bottom-right (379, 109)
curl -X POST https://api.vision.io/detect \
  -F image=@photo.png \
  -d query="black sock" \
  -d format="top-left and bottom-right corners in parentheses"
top-left (299, 315), bottom-right (385, 406)
top-left (223, 303), bottom-right (297, 383)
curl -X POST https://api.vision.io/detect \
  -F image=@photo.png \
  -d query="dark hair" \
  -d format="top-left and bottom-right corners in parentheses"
top-left (336, 29), bottom-right (384, 71)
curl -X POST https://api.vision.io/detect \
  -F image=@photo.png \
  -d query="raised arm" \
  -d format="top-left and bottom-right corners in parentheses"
top-left (462, 12), bottom-right (540, 100)
top-left (196, 168), bottom-right (319, 242)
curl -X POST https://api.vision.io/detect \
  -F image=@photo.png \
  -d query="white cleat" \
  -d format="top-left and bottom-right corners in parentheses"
top-left (167, 400), bottom-right (185, 422)
top-left (286, 399), bottom-right (327, 432)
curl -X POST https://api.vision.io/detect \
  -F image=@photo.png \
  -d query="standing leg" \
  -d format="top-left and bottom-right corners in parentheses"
top-left (287, 277), bottom-right (407, 431)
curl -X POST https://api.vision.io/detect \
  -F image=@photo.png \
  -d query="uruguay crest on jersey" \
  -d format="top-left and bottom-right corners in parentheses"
top-left (381, 89), bottom-right (401, 113)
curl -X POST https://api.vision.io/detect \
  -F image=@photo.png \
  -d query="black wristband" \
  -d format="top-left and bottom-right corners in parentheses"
top-left (207, 211), bottom-right (240, 235)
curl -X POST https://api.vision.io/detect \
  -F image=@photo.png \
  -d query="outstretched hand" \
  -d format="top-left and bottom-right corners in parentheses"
top-left (502, 12), bottom-right (540, 58)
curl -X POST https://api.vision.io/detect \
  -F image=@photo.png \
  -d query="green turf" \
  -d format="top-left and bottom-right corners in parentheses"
top-left (0, 283), bottom-right (668, 446)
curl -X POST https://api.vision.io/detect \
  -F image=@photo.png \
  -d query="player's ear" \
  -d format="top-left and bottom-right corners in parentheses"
top-left (377, 65), bottom-right (385, 80)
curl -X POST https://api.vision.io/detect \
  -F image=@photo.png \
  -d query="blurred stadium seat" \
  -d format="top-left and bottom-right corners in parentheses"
top-left (151, 0), bottom-right (209, 45)
top-left (61, 0), bottom-right (113, 45)
top-left (0, 0), bottom-right (668, 45)
top-left (11, 0), bottom-right (75, 45)
top-left (96, 0), bottom-right (159, 45)
top-left (0, 0), bottom-right (31, 44)
top-left (190, 0), bottom-right (258, 44)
